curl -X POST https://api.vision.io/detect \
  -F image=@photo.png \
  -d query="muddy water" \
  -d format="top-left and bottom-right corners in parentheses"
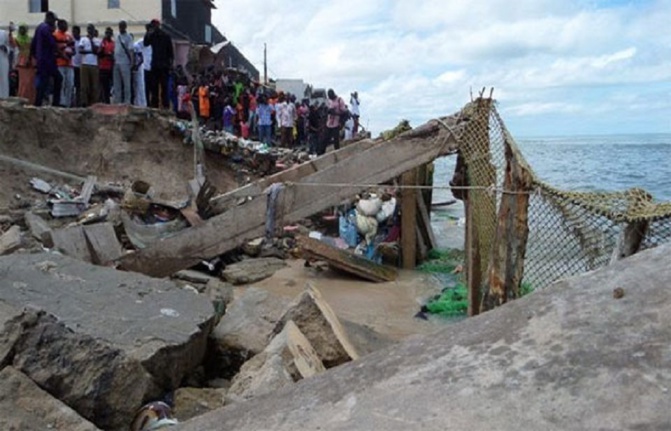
top-left (245, 157), bottom-right (466, 344)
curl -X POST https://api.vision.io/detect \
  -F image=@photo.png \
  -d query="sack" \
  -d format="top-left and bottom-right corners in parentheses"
top-left (356, 197), bottom-right (382, 217)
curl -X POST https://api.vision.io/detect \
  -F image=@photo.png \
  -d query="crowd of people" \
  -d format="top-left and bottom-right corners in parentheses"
top-left (0, 11), bottom-right (173, 108)
top-left (0, 11), bottom-right (363, 156)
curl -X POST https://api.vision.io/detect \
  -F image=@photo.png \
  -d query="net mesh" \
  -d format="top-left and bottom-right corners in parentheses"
top-left (459, 99), bottom-right (671, 292)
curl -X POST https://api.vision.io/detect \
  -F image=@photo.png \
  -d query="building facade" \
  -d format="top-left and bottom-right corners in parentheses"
top-left (1, 0), bottom-right (223, 45)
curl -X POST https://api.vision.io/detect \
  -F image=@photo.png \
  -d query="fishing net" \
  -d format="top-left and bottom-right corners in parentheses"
top-left (458, 98), bottom-right (671, 298)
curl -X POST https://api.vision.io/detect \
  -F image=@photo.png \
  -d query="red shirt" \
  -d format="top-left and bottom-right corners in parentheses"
top-left (99, 38), bottom-right (115, 71)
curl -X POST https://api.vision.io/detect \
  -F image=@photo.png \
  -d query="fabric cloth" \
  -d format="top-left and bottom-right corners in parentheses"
top-left (198, 86), bottom-right (210, 118)
top-left (58, 66), bottom-right (74, 107)
top-left (0, 30), bottom-right (11, 98)
top-left (349, 95), bottom-right (360, 116)
top-left (53, 30), bottom-right (74, 68)
top-left (31, 23), bottom-right (57, 76)
top-left (326, 96), bottom-right (346, 128)
top-left (141, 41), bottom-right (152, 71)
top-left (99, 38), bottom-right (115, 71)
top-left (257, 103), bottom-right (273, 126)
top-left (144, 29), bottom-right (172, 70)
top-left (71, 36), bottom-right (82, 67)
top-left (114, 33), bottom-right (133, 65)
top-left (78, 37), bottom-right (98, 66)
top-left (133, 66), bottom-right (146, 106)
top-left (277, 101), bottom-right (296, 128)
top-left (80, 64), bottom-right (99, 106)
top-left (113, 63), bottom-right (131, 104)
top-left (222, 105), bottom-right (235, 129)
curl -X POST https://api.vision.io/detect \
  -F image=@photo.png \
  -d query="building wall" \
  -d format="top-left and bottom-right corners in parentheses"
top-left (0, 0), bottom-right (160, 37)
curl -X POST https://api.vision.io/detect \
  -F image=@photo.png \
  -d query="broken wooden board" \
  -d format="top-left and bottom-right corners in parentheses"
top-left (83, 223), bottom-right (122, 266)
top-left (298, 237), bottom-right (398, 283)
top-left (118, 113), bottom-right (465, 278)
top-left (401, 169), bottom-right (418, 269)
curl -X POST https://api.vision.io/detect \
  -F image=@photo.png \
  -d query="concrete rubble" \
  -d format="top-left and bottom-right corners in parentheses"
top-left (221, 257), bottom-right (288, 285)
top-left (0, 366), bottom-right (100, 431)
top-left (0, 253), bottom-right (215, 430)
top-left (177, 243), bottom-right (671, 431)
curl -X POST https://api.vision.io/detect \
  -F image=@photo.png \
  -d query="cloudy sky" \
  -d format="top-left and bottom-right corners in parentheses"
top-left (213, 0), bottom-right (671, 137)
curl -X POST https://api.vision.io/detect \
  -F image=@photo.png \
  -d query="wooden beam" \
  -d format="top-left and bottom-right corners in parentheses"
top-left (416, 191), bottom-right (437, 251)
top-left (298, 237), bottom-right (398, 283)
top-left (465, 197), bottom-right (481, 316)
top-left (209, 138), bottom-right (380, 215)
top-left (117, 115), bottom-right (466, 278)
top-left (401, 169), bottom-right (418, 269)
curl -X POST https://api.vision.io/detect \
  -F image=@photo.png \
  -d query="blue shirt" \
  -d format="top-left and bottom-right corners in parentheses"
top-left (257, 103), bottom-right (274, 126)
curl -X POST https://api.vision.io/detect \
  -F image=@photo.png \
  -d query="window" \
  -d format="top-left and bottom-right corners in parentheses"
top-left (28, 0), bottom-right (48, 13)
top-left (171, 0), bottom-right (177, 17)
top-left (205, 25), bottom-right (212, 43)
top-left (108, 0), bottom-right (120, 9)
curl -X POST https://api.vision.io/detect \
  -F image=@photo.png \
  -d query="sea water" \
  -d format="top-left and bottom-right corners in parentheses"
top-left (430, 133), bottom-right (671, 249)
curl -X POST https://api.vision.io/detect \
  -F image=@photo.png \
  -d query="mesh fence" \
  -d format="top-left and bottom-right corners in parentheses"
top-left (459, 99), bottom-right (671, 293)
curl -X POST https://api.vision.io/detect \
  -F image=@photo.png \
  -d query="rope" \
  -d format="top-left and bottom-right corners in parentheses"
top-left (283, 181), bottom-right (535, 196)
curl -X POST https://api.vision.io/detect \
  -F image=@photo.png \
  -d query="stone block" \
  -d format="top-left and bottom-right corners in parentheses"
top-left (221, 257), bottom-right (287, 285)
top-left (273, 284), bottom-right (359, 368)
top-left (0, 366), bottom-right (100, 431)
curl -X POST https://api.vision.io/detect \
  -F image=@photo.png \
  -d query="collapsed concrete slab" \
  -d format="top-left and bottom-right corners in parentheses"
top-left (229, 320), bottom-right (326, 400)
top-left (272, 285), bottom-right (359, 368)
top-left (212, 287), bottom-right (291, 376)
top-left (178, 244), bottom-right (671, 431)
top-left (0, 253), bottom-right (216, 430)
top-left (0, 367), bottom-right (100, 431)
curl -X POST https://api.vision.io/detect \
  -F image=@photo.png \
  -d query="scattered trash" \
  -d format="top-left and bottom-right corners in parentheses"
top-left (130, 401), bottom-right (178, 431)
top-left (30, 177), bottom-right (52, 194)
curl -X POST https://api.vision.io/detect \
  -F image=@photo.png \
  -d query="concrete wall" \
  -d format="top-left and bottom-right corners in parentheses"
top-left (0, 0), bottom-right (160, 37)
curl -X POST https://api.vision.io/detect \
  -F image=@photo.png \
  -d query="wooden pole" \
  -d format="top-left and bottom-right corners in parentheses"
top-left (465, 196), bottom-right (481, 316)
top-left (401, 169), bottom-right (418, 269)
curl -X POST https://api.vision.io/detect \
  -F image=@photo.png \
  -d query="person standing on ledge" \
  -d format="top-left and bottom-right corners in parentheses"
top-left (350, 91), bottom-right (360, 136)
top-left (113, 20), bottom-right (133, 105)
top-left (31, 11), bottom-right (60, 106)
top-left (320, 88), bottom-right (346, 155)
top-left (144, 19), bottom-right (173, 110)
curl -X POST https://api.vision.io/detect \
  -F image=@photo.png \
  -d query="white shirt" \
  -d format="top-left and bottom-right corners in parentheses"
top-left (71, 37), bottom-right (82, 67)
top-left (133, 40), bottom-right (144, 70)
top-left (350, 96), bottom-right (360, 116)
top-left (277, 102), bottom-right (296, 128)
top-left (78, 37), bottom-right (98, 66)
top-left (141, 41), bottom-right (152, 71)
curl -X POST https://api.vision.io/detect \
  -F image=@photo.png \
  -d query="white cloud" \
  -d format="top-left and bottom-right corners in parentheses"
top-left (213, 0), bottom-right (671, 135)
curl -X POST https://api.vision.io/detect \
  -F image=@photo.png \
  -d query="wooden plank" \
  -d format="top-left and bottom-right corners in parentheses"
top-left (117, 114), bottom-right (465, 278)
top-left (465, 197), bottom-right (481, 316)
top-left (609, 221), bottom-right (649, 264)
top-left (416, 192), bottom-right (437, 251)
top-left (416, 225), bottom-right (428, 263)
top-left (210, 138), bottom-right (381, 215)
top-left (52, 226), bottom-right (92, 263)
top-left (401, 169), bottom-right (418, 269)
top-left (83, 223), bottom-right (123, 266)
top-left (298, 237), bottom-right (398, 283)
top-left (482, 138), bottom-right (533, 311)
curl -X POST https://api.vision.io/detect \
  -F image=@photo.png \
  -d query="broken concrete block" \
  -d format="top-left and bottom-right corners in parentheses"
top-left (221, 257), bottom-right (287, 285)
top-left (212, 287), bottom-right (291, 377)
top-left (83, 222), bottom-right (122, 265)
top-left (0, 253), bottom-right (216, 430)
top-left (206, 279), bottom-right (234, 319)
top-left (0, 366), bottom-right (101, 431)
top-left (273, 284), bottom-right (359, 368)
top-left (173, 387), bottom-right (227, 422)
top-left (229, 320), bottom-right (326, 400)
top-left (0, 225), bottom-right (22, 256)
top-left (0, 301), bottom-right (22, 369)
top-left (24, 212), bottom-right (53, 247)
top-left (51, 225), bottom-right (92, 262)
